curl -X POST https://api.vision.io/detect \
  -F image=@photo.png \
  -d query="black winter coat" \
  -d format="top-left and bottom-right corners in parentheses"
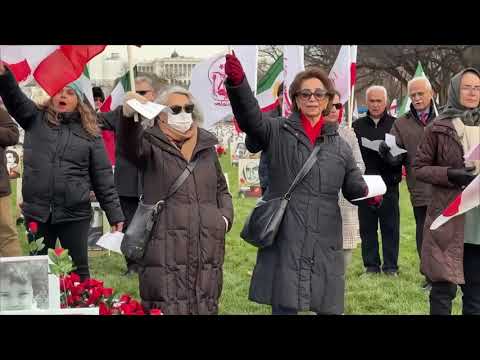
top-left (227, 79), bottom-right (366, 314)
top-left (0, 68), bottom-right (124, 225)
top-left (352, 111), bottom-right (402, 187)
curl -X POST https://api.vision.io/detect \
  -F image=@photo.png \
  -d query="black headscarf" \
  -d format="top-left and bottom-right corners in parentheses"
top-left (436, 67), bottom-right (480, 126)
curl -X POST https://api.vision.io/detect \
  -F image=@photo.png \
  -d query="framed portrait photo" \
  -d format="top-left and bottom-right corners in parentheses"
top-left (0, 256), bottom-right (60, 314)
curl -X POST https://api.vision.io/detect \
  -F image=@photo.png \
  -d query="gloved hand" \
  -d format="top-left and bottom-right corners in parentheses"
top-left (367, 195), bottom-right (383, 209)
top-left (447, 166), bottom-right (476, 187)
top-left (378, 140), bottom-right (403, 166)
top-left (225, 51), bottom-right (245, 86)
top-left (122, 91), bottom-right (148, 117)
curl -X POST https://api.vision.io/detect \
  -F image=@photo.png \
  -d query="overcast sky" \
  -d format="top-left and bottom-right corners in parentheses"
top-left (89, 45), bottom-right (229, 79)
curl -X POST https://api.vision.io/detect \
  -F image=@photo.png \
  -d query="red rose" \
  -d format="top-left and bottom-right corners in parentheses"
top-left (28, 221), bottom-right (38, 234)
top-left (102, 288), bottom-right (113, 298)
top-left (119, 294), bottom-right (132, 303)
top-left (85, 287), bottom-right (102, 306)
top-left (54, 248), bottom-right (64, 257)
top-left (99, 302), bottom-right (112, 315)
top-left (70, 273), bottom-right (81, 283)
top-left (150, 309), bottom-right (163, 315)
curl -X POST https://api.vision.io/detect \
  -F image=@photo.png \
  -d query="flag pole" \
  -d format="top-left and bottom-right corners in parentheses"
top-left (127, 45), bottom-right (139, 122)
top-left (348, 84), bottom-right (355, 128)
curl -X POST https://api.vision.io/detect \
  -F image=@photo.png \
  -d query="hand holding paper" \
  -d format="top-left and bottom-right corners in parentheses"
top-left (96, 231), bottom-right (124, 254)
top-left (385, 134), bottom-right (407, 157)
top-left (352, 175), bottom-right (387, 201)
top-left (126, 99), bottom-right (166, 120)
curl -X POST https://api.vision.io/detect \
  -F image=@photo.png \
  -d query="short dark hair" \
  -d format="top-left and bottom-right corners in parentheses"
top-left (92, 87), bottom-right (105, 101)
top-left (289, 67), bottom-right (335, 115)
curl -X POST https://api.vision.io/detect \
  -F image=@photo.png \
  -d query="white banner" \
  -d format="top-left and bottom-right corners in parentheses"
top-left (282, 46), bottom-right (305, 118)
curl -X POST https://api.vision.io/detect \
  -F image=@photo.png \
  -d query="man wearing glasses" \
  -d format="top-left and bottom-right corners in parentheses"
top-left (99, 75), bottom-right (161, 276)
top-left (353, 86), bottom-right (402, 277)
top-left (378, 77), bottom-right (437, 290)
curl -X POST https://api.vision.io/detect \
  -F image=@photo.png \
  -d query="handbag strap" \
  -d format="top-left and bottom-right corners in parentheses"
top-left (284, 143), bottom-right (321, 200)
top-left (164, 158), bottom-right (199, 201)
top-left (139, 157), bottom-right (199, 205)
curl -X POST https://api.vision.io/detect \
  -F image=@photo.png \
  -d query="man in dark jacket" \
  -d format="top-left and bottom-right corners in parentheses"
top-left (353, 86), bottom-right (402, 276)
top-left (98, 75), bottom-right (160, 275)
top-left (0, 106), bottom-right (21, 257)
top-left (379, 77), bottom-right (436, 288)
top-left (245, 83), bottom-right (283, 195)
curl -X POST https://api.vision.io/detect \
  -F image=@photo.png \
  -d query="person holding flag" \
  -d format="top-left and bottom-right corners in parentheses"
top-left (0, 61), bottom-right (124, 281)
top-left (225, 51), bottom-right (371, 315)
top-left (414, 68), bottom-right (480, 315)
top-left (378, 76), bottom-right (437, 290)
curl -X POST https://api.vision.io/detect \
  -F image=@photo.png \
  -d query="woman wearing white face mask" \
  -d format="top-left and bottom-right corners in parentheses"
top-left (120, 86), bottom-right (234, 315)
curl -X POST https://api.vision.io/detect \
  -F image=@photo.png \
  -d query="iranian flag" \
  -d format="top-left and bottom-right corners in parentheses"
top-left (99, 68), bottom-right (138, 166)
top-left (256, 55), bottom-right (284, 112)
top-left (0, 45), bottom-right (106, 96)
top-left (430, 175), bottom-right (480, 230)
top-left (398, 62), bottom-right (427, 117)
top-left (75, 65), bottom-right (95, 109)
top-left (99, 67), bottom-right (135, 112)
top-left (329, 45), bottom-right (357, 105)
top-left (389, 99), bottom-right (398, 117)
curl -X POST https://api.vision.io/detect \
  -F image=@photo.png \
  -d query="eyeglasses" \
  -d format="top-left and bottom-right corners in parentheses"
top-left (460, 86), bottom-right (480, 94)
top-left (296, 89), bottom-right (328, 101)
top-left (332, 103), bottom-right (343, 110)
top-left (169, 104), bottom-right (195, 114)
top-left (136, 90), bottom-right (152, 96)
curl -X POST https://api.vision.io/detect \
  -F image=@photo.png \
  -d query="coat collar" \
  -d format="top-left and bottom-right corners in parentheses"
top-left (284, 111), bottom-right (338, 149)
top-left (144, 125), bottom-right (218, 161)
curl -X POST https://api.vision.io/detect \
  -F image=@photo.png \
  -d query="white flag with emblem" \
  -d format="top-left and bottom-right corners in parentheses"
top-left (189, 46), bottom-right (258, 130)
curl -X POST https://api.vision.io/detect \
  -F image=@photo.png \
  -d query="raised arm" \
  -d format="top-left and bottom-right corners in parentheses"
top-left (0, 64), bottom-right (40, 130)
top-left (224, 53), bottom-right (274, 151)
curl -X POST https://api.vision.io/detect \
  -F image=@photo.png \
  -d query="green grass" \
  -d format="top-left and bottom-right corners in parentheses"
top-left (10, 152), bottom-right (462, 315)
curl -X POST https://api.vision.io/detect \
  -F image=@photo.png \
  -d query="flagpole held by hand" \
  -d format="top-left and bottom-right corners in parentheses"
top-left (127, 45), bottom-right (139, 122)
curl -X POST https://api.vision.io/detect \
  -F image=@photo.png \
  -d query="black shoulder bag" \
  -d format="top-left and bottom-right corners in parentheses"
top-left (121, 158), bottom-right (198, 261)
top-left (240, 144), bottom-right (321, 249)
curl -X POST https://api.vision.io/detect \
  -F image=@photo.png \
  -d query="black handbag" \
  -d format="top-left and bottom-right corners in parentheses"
top-left (240, 144), bottom-right (321, 249)
top-left (120, 159), bottom-right (198, 261)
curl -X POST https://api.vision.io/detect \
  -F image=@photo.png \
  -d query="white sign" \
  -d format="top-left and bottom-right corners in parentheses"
top-left (126, 99), bottom-right (166, 120)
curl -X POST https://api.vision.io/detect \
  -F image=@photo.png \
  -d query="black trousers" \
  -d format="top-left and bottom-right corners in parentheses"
top-left (27, 217), bottom-right (91, 281)
top-left (119, 196), bottom-right (140, 270)
top-left (359, 187), bottom-right (400, 273)
top-left (430, 244), bottom-right (480, 315)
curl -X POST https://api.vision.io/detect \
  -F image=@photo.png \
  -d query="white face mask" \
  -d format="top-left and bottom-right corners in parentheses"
top-left (167, 112), bottom-right (193, 133)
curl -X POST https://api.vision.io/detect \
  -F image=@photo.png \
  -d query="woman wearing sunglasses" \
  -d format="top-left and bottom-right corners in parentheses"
top-left (325, 90), bottom-right (365, 273)
top-left (225, 52), bottom-right (369, 315)
top-left (120, 86), bottom-right (233, 315)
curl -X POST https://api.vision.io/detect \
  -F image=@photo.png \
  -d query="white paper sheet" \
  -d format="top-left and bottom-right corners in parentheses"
top-left (96, 231), bottom-right (124, 254)
top-left (361, 137), bottom-right (382, 152)
top-left (385, 133), bottom-right (408, 157)
top-left (352, 175), bottom-right (387, 201)
top-left (126, 99), bottom-right (166, 120)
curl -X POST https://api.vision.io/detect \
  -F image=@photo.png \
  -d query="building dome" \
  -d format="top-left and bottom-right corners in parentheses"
top-left (171, 50), bottom-right (179, 58)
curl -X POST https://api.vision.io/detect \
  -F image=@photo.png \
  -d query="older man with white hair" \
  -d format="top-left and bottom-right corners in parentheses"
top-left (378, 77), bottom-right (437, 289)
top-left (353, 86), bottom-right (402, 276)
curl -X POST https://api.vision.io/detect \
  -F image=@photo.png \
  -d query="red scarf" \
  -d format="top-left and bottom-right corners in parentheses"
top-left (300, 112), bottom-right (324, 145)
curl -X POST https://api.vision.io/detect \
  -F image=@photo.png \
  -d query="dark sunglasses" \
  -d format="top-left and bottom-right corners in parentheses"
top-left (332, 103), bottom-right (343, 110)
top-left (170, 104), bottom-right (195, 115)
top-left (136, 90), bottom-right (151, 96)
top-left (297, 89), bottom-right (328, 101)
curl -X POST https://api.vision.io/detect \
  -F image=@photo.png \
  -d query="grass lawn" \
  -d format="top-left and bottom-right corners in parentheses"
top-left (10, 151), bottom-right (462, 315)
